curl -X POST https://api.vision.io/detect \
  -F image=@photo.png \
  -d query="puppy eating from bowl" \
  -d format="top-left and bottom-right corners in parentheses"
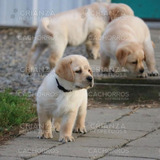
top-left (100, 16), bottom-right (159, 77)
top-left (36, 55), bottom-right (94, 143)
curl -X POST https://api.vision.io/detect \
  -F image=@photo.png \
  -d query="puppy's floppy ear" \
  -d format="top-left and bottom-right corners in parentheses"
top-left (55, 58), bottom-right (74, 82)
top-left (116, 48), bottom-right (130, 67)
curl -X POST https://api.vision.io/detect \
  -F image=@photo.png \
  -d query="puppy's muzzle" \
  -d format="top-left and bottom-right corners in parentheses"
top-left (139, 68), bottom-right (144, 73)
top-left (86, 76), bottom-right (94, 87)
top-left (86, 76), bottom-right (92, 82)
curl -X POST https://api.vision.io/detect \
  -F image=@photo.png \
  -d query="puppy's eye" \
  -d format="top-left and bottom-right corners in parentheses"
top-left (132, 61), bottom-right (137, 64)
top-left (75, 69), bottom-right (82, 74)
top-left (88, 69), bottom-right (92, 74)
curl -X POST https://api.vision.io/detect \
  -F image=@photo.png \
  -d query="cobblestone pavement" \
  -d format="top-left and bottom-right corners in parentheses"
top-left (0, 107), bottom-right (160, 160)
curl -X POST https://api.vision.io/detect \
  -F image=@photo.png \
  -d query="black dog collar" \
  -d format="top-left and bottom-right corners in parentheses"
top-left (56, 78), bottom-right (72, 93)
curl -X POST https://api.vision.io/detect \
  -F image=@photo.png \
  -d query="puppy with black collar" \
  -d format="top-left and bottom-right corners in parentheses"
top-left (36, 55), bottom-right (94, 142)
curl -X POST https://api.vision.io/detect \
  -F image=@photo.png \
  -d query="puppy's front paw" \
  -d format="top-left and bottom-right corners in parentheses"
top-left (73, 126), bottom-right (87, 134)
top-left (137, 72), bottom-right (148, 78)
top-left (25, 65), bottom-right (34, 75)
top-left (148, 70), bottom-right (159, 77)
top-left (39, 132), bottom-right (53, 139)
top-left (44, 132), bottom-right (53, 139)
top-left (59, 135), bottom-right (75, 143)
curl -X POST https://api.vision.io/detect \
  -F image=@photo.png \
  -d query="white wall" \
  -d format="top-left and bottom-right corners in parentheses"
top-left (0, 0), bottom-right (107, 27)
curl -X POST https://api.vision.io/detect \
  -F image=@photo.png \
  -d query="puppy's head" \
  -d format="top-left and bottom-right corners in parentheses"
top-left (116, 43), bottom-right (145, 74)
top-left (109, 4), bottom-right (134, 21)
top-left (55, 55), bottom-right (94, 89)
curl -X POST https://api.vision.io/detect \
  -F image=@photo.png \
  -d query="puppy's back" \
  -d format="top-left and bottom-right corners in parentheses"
top-left (107, 16), bottom-right (149, 35)
top-left (103, 16), bottom-right (150, 44)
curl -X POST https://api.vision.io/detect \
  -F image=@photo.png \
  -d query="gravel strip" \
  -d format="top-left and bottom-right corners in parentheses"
top-left (0, 28), bottom-right (160, 98)
top-left (0, 28), bottom-right (87, 97)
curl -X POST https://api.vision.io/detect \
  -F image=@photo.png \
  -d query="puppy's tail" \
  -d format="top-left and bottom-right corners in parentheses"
top-left (40, 17), bottom-right (54, 37)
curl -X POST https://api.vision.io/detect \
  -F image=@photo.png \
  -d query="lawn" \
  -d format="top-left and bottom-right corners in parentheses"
top-left (0, 90), bottom-right (37, 136)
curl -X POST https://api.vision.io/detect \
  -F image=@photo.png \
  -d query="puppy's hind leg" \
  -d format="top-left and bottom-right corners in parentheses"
top-left (86, 29), bottom-right (102, 60)
top-left (100, 53), bottom-right (111, 73)
top-left (48, 43), bottom-right (67, 69)
top-left (26, 44), bottom-right (47, 74)
top-left (144, 40), bottom-right (159, 76)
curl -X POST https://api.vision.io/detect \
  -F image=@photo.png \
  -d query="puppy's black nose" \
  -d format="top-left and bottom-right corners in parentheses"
top-left (86, 76), bottom-right (93, 82)
top-left (139, 69), bottom-right (144, 73)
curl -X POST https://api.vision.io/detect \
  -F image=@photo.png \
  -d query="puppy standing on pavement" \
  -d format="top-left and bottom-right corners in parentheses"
top-left (100, 16), bottom-right (159, 77)
top-left (36, 55), bottom-right (94, 142)
top-left (26, 2), bottom-right (134, 74)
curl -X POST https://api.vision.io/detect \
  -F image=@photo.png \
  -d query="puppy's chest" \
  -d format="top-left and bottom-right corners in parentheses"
top-left (57, 92), bottom-right (83, 107)
top-left (54, 92), bottom-right (84, 116)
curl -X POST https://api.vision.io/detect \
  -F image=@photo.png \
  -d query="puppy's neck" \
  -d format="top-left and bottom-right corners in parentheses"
top-left (54, 73), bottom-right (76, 91)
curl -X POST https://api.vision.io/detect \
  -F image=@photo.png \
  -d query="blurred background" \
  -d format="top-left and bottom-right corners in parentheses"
top-left (0, 0), bottom-right (159, 27)
top-left (0, 0), bottom-right (107, 27)
top-left (0, 0), bottom-right (160, 97)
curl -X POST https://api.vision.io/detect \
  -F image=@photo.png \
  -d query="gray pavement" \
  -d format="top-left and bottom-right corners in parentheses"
top-left (0, 107), bottom-right (160, 160)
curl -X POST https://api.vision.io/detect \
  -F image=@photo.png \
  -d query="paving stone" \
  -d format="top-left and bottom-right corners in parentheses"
top-left (120, 113), bottom-right (160, 123)
top-left (109, 146), bottom-right (160, 159)
top-left (30, 155), bottom-right (89, 160)
top-left (116, 109), bottom-right (160, 132)
top-left (108, 120), bottom-right (159, 132)
top-left (44, 137), bottom-right (127, 158)
top-left (45, 146), bottom-right (111, 158)
top-left (146, 129), bottom-right (160, 138)
top-left (86, 108), bottom-right (131, 131)
top-left (138, 108), bottom-right (160, 117)
top-left (83, 129), bottom-right (147, 140)
top-left (99, 156), bottom-right (155, 160)
top-left (0, 136), bottom-right (59, 158)
top-left (0, 157), bottom-right (23, 160)
top-left (128, 137), bottom-right (160, 148)
top-left (60, 137), bottom-right (127, 148)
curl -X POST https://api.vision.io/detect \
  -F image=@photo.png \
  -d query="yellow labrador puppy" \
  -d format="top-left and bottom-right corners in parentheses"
top-left (36, 55), bottom-right (94, 142)
top-left (26, 2), bottom-right (134, 74)
top-left (100, 16), bottom-right (159, 77)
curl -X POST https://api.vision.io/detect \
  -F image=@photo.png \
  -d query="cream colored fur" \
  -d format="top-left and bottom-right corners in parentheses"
top-left (36, 55), bottom-right (94, 142)
top-left (26, 3), bottom-right (134, 74)
top-left (100, 16), bottom-right (159, 77)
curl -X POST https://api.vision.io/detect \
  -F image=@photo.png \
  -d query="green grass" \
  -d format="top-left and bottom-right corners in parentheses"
top-left (0, 90), bottom-right (37, 134)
